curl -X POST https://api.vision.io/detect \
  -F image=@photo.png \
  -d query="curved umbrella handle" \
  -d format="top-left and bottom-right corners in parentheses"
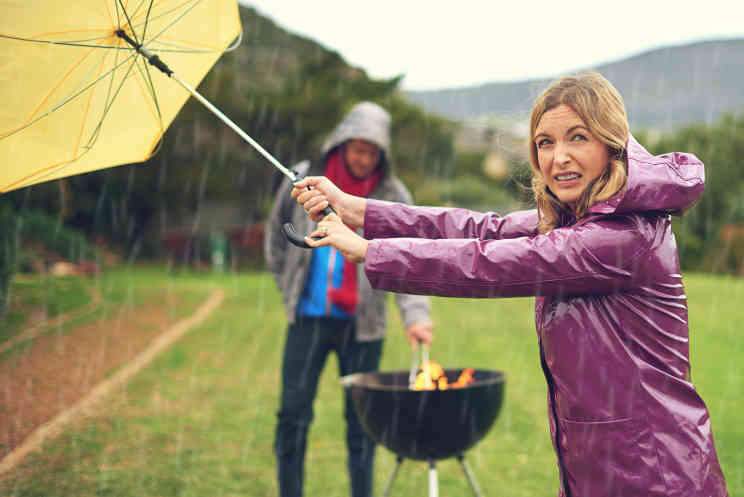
top-left (281, 205), bottom-right (335, 248)
top-left (281, 169), bottom-right (336, 248)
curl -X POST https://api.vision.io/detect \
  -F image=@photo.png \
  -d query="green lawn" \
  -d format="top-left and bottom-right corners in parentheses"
top-left (0, 269), bottom-right (741, 496)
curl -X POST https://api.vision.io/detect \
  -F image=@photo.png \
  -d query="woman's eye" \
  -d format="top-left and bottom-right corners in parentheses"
top-left (571, 133), bottom-right (588, 141)
top-left (537, 138), bottom-right (552, 148)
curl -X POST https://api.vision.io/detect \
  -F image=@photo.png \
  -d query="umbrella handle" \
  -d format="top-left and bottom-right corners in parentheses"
top-left (282, 203), bottom-right (335, 248)
top-left (282, 170), bottom-right (337, 248)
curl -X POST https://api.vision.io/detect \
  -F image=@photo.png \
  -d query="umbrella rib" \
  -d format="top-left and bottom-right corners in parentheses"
top-left (132, 55), bottom-right (165, 126)
top-left (11, 44), bottom-right (99, 134)
top-left (73, 52), bottom-right (110, 160)
top-left (82, 44), bottom-right (148, 152)
top-left (138, 0), bottom-right (202, 50)
top-left (76, 45), bottom-right (130, 155)
top-left (147, 35), bottom-right (223, 52)
top-left (117, 0), bottom-right (141, 45)
top-left (1, 51), bottom-right (139, 139)
top-left (90, 40), bottom-right (133, 146)
top-left (131, 0), bottom-right (198, 26)
top-left (0, 32), bottom-right (120, 49)
top-left (3, 158), bottom-right (82, 193)
top-left (142, 1), bottom-right (154, 41)
top-left (4, 53), bottom-right (144, 192)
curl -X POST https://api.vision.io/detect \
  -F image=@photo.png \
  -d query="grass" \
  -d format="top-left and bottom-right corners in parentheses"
top-left (0, 274), bottom-right (92, 343)
top-left (0, 266), bottom-right (210, 359)
top-left (0, 269), bottom-right (741, 496)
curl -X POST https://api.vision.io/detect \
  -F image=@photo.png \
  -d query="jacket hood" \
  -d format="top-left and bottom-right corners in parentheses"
top-left (588, 135), bottom-right (705, 217)
top-left (321, 102), bottom-right (392, 159)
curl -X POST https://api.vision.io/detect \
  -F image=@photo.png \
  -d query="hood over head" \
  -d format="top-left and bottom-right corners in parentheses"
top-left (321, 102), bottom-right (392, 161)
top-left (588, 135), bottom-right (704, 217)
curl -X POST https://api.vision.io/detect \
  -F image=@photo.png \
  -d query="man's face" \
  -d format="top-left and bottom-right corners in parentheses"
top-left (344, 139), bottom-right (381, 179)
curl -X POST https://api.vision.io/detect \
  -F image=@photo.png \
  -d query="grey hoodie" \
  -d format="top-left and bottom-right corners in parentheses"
top-left (264, 102), bottom-right (431, 341)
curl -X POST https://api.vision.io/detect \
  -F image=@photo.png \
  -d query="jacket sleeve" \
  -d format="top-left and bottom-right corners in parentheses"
top-left (383, 179), bottom-right (433, 326)
top-left (364, 199), bottom-right (539, 241)
top-left (365, 214), bottom-right (652, 299)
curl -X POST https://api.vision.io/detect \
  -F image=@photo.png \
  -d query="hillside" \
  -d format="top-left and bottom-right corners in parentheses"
top-left (405, 38), bottom-right (744, 131)
top-left (0, 5), bottom-right (458, 256)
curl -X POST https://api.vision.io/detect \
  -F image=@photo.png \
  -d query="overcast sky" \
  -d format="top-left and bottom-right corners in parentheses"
top-left (241, 1), bottom-right (744, 91)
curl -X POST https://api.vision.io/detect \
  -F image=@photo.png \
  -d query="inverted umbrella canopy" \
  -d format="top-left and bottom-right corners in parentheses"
top-left (0, 0), bottom-right (242, 193)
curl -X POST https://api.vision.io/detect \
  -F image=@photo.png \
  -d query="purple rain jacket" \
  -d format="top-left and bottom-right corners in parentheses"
top-left (362, 136), bottom-right (728, 497)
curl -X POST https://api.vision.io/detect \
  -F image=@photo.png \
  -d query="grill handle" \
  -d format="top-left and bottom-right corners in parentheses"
top-left (408, 340), bottom-right (430, 389)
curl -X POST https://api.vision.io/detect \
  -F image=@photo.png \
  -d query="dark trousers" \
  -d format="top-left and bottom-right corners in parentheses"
top-left (275, 316), bottom-right (383, 497)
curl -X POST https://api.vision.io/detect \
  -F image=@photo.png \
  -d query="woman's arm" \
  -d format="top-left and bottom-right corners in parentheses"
top-left (365, 200), bottom-right (539, 240)
top-left (292, 176), bottom-right (539, 241)
top-left (291, 176), bottom-right (367, 228)
top-left (364, 215), bottom-right (652, 299)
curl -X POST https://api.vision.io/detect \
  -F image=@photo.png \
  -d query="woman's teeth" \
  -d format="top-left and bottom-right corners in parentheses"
top-left (556, 173), bottom-right (580, 180)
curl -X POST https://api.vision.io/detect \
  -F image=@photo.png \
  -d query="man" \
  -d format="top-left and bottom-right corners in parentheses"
top-left (264, 101), bottom-right (433, 497)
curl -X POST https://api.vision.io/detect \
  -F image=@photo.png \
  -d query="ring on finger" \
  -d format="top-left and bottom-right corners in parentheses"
top-left (320, 226), bottom-right (328, 236)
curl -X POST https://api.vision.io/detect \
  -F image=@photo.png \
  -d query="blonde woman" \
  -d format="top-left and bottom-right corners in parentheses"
top-left (291, 72), bottom-right (728, 496)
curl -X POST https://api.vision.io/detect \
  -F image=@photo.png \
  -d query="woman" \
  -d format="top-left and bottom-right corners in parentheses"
top-left (291, 72), bottom-right (728, 496)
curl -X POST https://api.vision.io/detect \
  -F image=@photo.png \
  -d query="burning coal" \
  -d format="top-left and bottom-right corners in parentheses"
top-left (412, 360), bottom-right (475, 390)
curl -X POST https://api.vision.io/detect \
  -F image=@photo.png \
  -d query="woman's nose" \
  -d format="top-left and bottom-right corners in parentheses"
top-left (553, 142), bottom-right (571, 166)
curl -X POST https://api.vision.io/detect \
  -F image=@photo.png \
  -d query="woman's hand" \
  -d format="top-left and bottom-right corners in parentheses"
top-left (306, 213), bottom-right (369, 263)
top-left (291, 176), bottom-right (366, 228)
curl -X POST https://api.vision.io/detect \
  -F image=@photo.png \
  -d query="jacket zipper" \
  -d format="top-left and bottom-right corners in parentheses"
top-left (539, 339), bottom-right (571, 497)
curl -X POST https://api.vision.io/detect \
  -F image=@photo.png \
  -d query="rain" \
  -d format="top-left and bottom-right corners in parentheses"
top-left (1, 2), bottom-right (743, 497)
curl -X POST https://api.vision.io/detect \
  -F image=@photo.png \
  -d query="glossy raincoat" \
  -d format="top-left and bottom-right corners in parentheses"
top-left (361, 136), bottom-right (728, 496)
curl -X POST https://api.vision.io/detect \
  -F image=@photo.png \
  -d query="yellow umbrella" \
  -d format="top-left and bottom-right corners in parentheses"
top-left (0, 0), bottom-right (247, 193)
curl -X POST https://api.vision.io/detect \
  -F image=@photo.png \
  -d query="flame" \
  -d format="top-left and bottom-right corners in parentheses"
top-left (412, 361), bottom-right (475, 390)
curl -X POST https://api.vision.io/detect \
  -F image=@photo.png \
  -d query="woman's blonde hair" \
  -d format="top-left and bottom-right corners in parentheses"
top-left (529, 72), bottom-right (630, 233)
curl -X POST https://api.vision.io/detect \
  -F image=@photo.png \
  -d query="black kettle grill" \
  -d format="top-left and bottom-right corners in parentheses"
top-left (342, 349), bottom-right (505, 497)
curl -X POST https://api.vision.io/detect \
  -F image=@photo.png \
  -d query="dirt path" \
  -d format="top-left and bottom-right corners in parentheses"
top-left (0, 287), bottom-right (225, 474)
top-left (0, 285), bottom-right (103, 356)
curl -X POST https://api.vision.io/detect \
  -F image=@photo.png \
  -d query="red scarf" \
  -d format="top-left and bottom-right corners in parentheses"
top-left (324, 147), bottom-right (381, 315)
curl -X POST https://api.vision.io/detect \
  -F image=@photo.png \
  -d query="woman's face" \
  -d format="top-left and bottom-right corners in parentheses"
top-left (534, 104), bottom-right (609, 209)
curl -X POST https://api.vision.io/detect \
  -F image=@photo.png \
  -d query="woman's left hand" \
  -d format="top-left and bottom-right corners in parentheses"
top-left (306, 213), bottom-right (369, 263)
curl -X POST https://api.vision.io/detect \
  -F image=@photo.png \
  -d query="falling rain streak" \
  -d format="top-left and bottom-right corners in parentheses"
top-left (0, 4), bottom-right (743, 497)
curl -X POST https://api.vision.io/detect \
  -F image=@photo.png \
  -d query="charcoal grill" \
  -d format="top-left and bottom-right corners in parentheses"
top-left (342, 368), bottom-right (505, 497)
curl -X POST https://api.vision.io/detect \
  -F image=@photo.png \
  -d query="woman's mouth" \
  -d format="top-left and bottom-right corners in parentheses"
top-left (554, 172), bottom-right (582, 186)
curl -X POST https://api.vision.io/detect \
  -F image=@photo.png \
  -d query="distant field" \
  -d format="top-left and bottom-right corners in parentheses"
top-left (0, 269), bottom-right (741, 496)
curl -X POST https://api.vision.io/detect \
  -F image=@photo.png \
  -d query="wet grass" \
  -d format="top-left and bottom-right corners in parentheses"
top-left (0, 267), bottom-right (208, 361)
top-left (0, 274), bottom-right (92, 343)
top-left (0, 269), bottom-right (741, 496)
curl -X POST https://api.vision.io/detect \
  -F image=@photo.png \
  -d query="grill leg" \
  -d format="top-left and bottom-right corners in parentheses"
top-left (457, 454), bottom-right (484, 497)
top-left (429, 460), bottom-right (439, 497)
top-left (382, 455), bottom-right (404, 497)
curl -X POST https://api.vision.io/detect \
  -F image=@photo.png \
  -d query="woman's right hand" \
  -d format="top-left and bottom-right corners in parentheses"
top-left (291, 176), bottom-right (366, 228)
top-left (291, 176), bottom-right (342, 222)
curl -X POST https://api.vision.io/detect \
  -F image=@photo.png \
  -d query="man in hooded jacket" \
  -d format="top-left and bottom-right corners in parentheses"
top-left (264, 101), bottom-right (433, 497)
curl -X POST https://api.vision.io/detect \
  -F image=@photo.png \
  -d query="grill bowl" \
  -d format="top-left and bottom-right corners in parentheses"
top-left (342, 369), bottom-right (505, 460)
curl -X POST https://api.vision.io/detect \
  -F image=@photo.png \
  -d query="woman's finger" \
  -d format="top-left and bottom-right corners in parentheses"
top-left (294, 188), bottom-right (319, 204)
top-left (306, 195), bottom-right (329, 214)
top-left (304, 234), bottom-right (331, 248)
top-left (322, 212), bottom-right (342, 223)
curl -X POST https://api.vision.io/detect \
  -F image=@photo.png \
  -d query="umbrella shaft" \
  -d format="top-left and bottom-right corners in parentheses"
top-left (115, 29), bottom-right (296, 182)
top-left (172, 74), bottom-right (297, 182)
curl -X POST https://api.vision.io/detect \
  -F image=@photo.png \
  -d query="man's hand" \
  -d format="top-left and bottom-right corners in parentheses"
top-left (405, 321), bottom-right (434, 348)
